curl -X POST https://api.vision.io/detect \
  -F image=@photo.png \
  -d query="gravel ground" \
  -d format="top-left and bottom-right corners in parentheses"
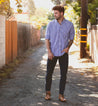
top-left (0, 40), bottom-right (98, 106)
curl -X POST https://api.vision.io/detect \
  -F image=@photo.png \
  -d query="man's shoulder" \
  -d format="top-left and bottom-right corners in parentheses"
top-left (47, 20), bottom-right (55, 27)
top-left (49, 20), bottom-right (55, 24)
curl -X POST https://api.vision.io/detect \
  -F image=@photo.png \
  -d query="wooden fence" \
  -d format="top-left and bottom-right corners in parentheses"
top-left (6, 20), bottom-right (17, 64)
top-left (88, 25), bottom-right (98, 66)
top-left (5, 18), bottom-right (41, 65)
top-left (17, 23), bottom-right (40, 56)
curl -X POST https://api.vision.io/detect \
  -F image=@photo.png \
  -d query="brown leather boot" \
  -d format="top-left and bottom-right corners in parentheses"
top-left (45, 91), bottom-right (51, 100)
top-left (59, 94), bottom-right (66, 102)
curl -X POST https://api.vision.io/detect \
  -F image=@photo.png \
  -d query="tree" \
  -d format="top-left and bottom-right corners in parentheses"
top-left (15, 0), bottom-right (23, 13)
top-left (80, 0), bottom-right (88, 58)
top-left (51, 0), bottom-right (77, 6)
top-left (88, 0), bottom-right (98, 24)
top-left (30, 8), bottom-right (49, 29)
top-left (22, 0), bottom-right (36, 16)
top-left (28, 0), bottom-right (36, 16)
top-left (51, 0), bottom-right (61, 5)
top-left (72, 0), bottom-right (98, 25)
top-left (47, 12), bottom-right (55, 20)
top-left (0, 0), bottom-right (13, 17)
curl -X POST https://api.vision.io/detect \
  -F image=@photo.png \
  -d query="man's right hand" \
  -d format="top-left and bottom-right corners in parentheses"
top-left (48, 51), bottom-right (54, 60)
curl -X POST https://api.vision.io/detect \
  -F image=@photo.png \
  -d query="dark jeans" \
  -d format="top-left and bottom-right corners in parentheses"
top-left (45, 53), bottom-right (68, 95)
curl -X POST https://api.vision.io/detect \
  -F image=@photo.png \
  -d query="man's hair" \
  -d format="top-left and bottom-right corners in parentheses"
top-left (52, 6), bottom-right (65, 14)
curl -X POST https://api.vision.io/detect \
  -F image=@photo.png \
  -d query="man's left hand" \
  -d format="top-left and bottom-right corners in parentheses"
top-left (61, 47), bottom-right (69, 53)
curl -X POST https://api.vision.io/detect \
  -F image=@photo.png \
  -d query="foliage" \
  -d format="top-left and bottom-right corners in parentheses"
top-left (88, 0), bottom-right (98, 25)
top-left (51, 0), bottom-right (98, 25)
top-left (70, 1), bottom-right (81, 16)
top-left (22, 0), bottom-right (36, 16)
top-left (30, 8), bottom-right (49, 29)
top-left (47, 12), bottom-right (55, 20)
top-left (28, 0), bottom-right (36, 16)
top-left (71, 0), bottom-right (98, 25)
top-left (0, 0), bottom-right (13, 17)
top-left (64, 4), bottom-right (80, 42)
top-left (51, 0), bottom-right (61, 5)
top-left (51, 0), bottom-right (77, 6)
top-left (0, 0), bottom-right (4, 4)
top-left (15, 0), bottom-right (23, 13)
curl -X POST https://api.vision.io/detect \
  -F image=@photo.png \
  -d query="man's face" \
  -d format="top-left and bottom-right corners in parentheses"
top-left (53, 10), bottom-right (63, 20)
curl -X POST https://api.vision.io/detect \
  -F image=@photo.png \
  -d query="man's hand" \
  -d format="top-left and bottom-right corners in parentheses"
top-left (61, 40), bottom-right (73, 54)
top-left (61, 47), bottom-right (69, 53)
top-left (48, 51), bottom-right (54, 60)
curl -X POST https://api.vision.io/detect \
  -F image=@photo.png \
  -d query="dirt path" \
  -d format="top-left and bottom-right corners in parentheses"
top-left (0, 40), bottom-right (98, 106)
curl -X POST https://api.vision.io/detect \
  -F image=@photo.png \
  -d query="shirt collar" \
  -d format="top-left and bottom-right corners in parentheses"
top-left (55, 18), bottom-right (66, 25)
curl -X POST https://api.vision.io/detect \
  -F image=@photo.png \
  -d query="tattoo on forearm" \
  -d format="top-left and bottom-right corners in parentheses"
top-left (68, 40), bottom-right (73, 48)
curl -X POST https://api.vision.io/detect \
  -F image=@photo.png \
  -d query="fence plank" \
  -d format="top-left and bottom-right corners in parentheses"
top-left (88, 25), bottom-right (98, 66)
top-left (5, 20), bottom-right (17, 64)
top-left (11, 21), bottom-right (17, 60)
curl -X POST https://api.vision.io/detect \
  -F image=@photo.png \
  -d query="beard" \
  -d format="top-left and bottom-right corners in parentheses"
top-left (55, 16), bottom-right (61, 20)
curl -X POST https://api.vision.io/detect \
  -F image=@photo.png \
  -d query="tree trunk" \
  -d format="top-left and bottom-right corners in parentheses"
top-left (80, 0), bottom-right (88, 58)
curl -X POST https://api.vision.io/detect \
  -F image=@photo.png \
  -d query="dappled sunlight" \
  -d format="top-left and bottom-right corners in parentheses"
top-left (52, 102), bottom-right (60, 105)
top-left (68, 44), bottom-right (98, 80)
top-left (83, 88), bottom-right (90, 91)
top-left (69, 44), bottom-right (97, 69)
top-left (33, 43), bottom-right (98, 106)
top-left (40, 52), bottom-right (60, 72)
top-left (37, 102), bottom-right (43, 105)
top-left (40, 53), bottom-right (47, 66)
top-left (69, 53), bottom-right (97, 69)
top-left (37, 75), bottom-right (45, 79)
top-left (40, 60), bottom-right (47, 65)
top-left (0, 0), bottom-right (98, 105)
top-left (76, 83), bottom-right (96, 89)
top-left (42, 53), bottom-right (48, 60)
top-left (38, 88), bottom-right (42, 92)
top-left (40, 38), bottom-right (45, 41)
top-left (78, 94), bottom-right (98, 98)
top-left (52, 74), bottom-right (60, 81)
top-left (35, 102), bottom-right (61, 106)
top-left (36, 74), bottom-right (45, 81)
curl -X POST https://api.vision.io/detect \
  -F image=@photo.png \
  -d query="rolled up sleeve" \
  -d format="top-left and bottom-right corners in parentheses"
top-left (69, 23), bottom-right (75, 40)
top-left (45, 23), bottom-right (51, 40)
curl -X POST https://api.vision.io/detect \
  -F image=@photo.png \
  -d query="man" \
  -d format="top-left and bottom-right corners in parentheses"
top-left (45, 5), bottom-right (75, 102)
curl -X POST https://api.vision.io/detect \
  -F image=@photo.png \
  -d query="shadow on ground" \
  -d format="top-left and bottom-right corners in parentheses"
top-left (0, 40), bottom-right (98, 106)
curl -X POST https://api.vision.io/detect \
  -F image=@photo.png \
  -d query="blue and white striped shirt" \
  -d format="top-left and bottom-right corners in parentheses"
top-left (45, 18), bottom-right (75, 56)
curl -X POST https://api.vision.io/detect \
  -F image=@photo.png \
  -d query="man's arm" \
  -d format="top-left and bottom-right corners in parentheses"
top-left (67, 40), bottom-right (73, 49)
top-left (45, 40), bottom-right (51, 52)
top-left (46, 39), bottom-right (54, 60)
top-left (61, 40), bottom-right (73, 53)
top-left (61, 23), bottom-right (75, 53)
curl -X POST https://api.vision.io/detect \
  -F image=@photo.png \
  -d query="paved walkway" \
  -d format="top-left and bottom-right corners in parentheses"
top-left (0, 40), bottom-right (98, 106)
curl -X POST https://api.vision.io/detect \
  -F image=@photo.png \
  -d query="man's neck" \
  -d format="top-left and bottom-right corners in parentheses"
top-left (57, 17), bottom-right (64, 24)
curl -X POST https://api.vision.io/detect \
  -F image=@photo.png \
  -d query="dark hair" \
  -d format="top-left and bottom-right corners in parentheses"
top-left (52, 6), bottom-right (65, 14)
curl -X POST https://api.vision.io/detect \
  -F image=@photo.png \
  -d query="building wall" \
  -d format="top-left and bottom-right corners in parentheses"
top-left (0, 15), bottom-right (5, 68)
top-left (88, 25), bottom-right (98, 66)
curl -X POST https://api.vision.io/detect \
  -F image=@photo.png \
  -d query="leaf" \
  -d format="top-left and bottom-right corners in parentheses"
top-left (0, 0), bottom-right (4, 4)
top-left (80, 73), bottom-right (84, 75)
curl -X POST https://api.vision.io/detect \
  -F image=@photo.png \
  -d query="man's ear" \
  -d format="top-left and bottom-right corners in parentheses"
top-left (61, 12), bottom-right (63, 16)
